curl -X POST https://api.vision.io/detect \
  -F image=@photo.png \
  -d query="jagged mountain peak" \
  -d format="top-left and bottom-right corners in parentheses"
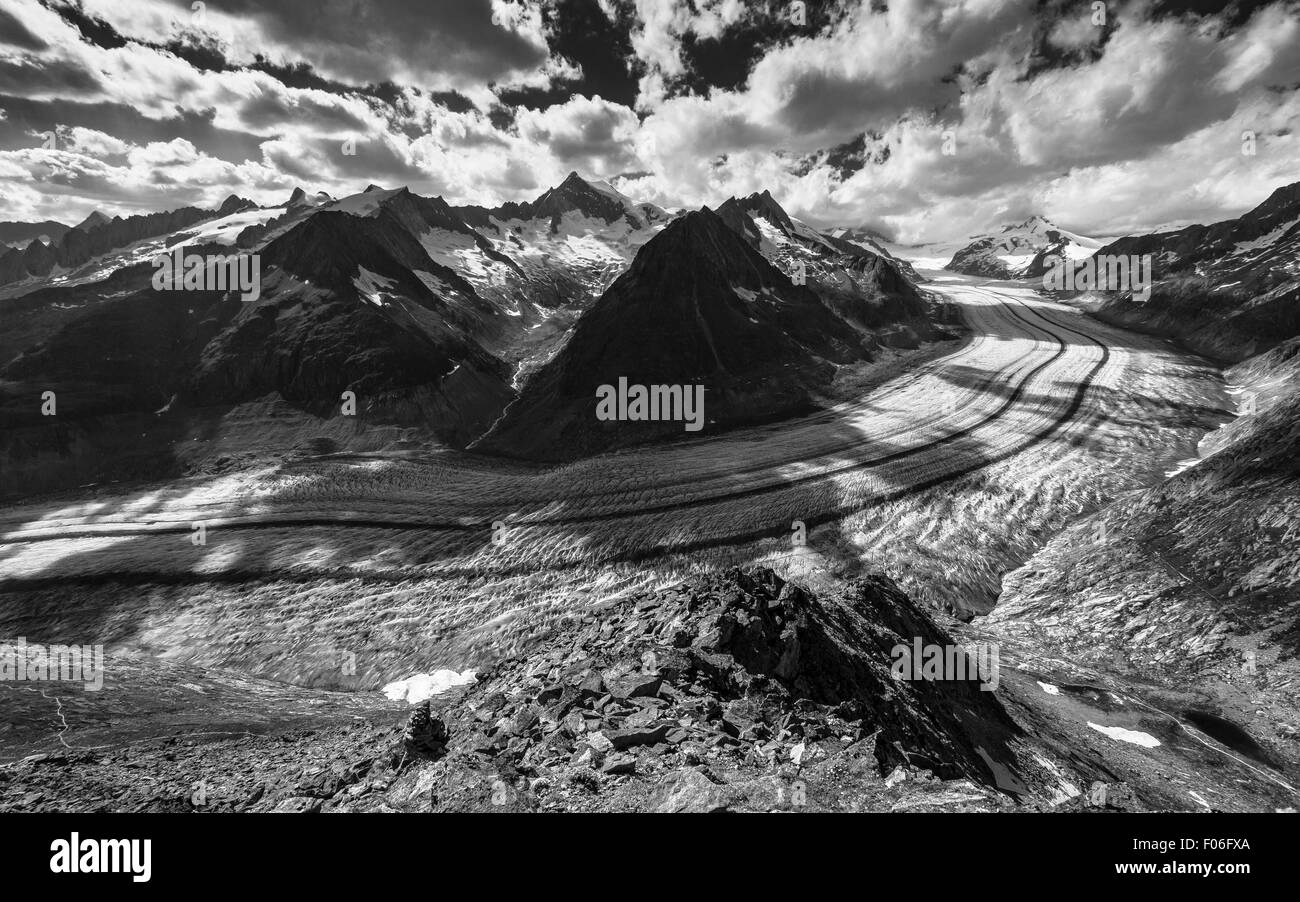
top-left (73, 210), bottom-right (110, 232)
top-left (1001, 214), bottom-right (1055, 233)
top-left (722, 190), bottom-right (798, 233)
top-left (535, 171), bottom-right (608, 201)
top-left (1244, 179), bottom-right (1300, 222)
top-left (216, 194), bottom-right (257, 216)
top-left (285, 187), bottom-right (334, 210)
top-left (511, 171), bottom-right (657, 227)
top-left (474, 202), bottom-right (868, 461)
top-left (625, 205), bottom-right (777, 285)
top-left (558, 170), bottom-right (589, 189)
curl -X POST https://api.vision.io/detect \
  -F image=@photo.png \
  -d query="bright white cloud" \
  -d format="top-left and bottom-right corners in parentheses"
top-left (0, 0), bottom-right (1297, 241)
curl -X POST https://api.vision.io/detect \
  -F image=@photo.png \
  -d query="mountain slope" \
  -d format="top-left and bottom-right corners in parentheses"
top-left (1090, 182), bottom-right (1300, 361)
top-left (0, 196), bottom-right (258, 292)
top-left (946, 216), bottom-right (1101, 279)
top-left (475, 207), bottom-right (869, 461)
top-left (450, 173), bottom-right (671, 314)
top-left (715, 192), bottom-right (933, 345)
top-left (0, 220), bottom-right (69, 249)
top-left (0, 187), bottom-right (522, 497)
top-left (438, 173), bottom-right (677, 385)
top-left (186, 191), bottom-right (516, 442)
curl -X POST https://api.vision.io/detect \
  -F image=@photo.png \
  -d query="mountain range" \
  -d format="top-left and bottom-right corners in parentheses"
top-left (6, 174), bottom-right (1298, 492)
top-left (936, 185), bottom-right (1300, 363)
top-left (0, 174), bottom-right (934, 495)
top-left (0, 196), bottom-right (257, 288)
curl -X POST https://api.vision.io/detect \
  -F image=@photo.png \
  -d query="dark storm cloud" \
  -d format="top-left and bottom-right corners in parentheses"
top-left (429, 90), bottom-right (478, 114)
top-left (824, 133), bottom-right (869, 178)
top-left (262, 133), bottom-right (430, 188)
top-left (184, 0), bottom-right (552, 87)
top-left (1019, 0), bottom-right (1115, 81)
top-left (252, 59), bottom-right (402, 103)
top-left (1150, 0), bottom-right (1286, 28)
top-left (0, 57), bottom-right (99, 96)
top-left (47, 2), bottom-right (415, 108)
top-left (494, 0), bottom-right (642, 113)
top-left (239, 90), bottom-right (372, 134)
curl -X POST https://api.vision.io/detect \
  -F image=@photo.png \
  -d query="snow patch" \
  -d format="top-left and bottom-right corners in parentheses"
top-left (1087, 722), bottom-right (1161, 747)
top-left (176, 206), bottom-right (287, 247)
top-left (353, 266), bottom-right (396, 306)
top-left (383, 668), bottom-right (477, 704)
top-left (327, 187), bottom-right (404, 217)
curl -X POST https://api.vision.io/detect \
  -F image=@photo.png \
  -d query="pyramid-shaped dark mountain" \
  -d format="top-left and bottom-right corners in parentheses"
top-left (526, 171), bottom-right (627, 222)
top-left (73, 210), bottom-right (110, 232)
top-left (722, 190), bottom-right (798, 234)
top-left (475, 207), bottom-right (869, 461)
top-left (715, 192), bottom-right (927, 326)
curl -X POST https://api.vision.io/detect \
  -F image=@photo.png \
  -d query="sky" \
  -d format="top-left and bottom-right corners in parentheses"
top-left (0, 0), bottom-right (1298, 242)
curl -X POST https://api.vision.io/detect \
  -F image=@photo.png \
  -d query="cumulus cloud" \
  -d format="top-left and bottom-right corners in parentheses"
top-left (0, 0), bottom-right (1296, 240)
top-left (623, 0), bottom-right (1300, 240)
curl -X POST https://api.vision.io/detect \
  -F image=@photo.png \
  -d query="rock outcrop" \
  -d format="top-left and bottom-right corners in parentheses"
top-left (389, 568), bottom-right (1024, 811)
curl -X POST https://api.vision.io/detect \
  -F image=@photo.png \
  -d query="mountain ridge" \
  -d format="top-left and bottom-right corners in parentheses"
top-left (945, 215), bottom-right (1101, 279)
top-left (1089, 179), bottom-right (1300, 361)
top-left (474, 205), bottom-right (872, 461)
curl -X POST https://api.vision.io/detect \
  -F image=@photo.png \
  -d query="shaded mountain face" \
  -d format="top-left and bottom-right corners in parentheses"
top-left (0, 188), bottom-right (521, 496)
top-left (187, 192), bottom-right (515, 443)
top-left (1090, 182), bottom-right (1300, 362)
top-left (1, 176), bottom-right (666, 471)
top-left (0, 174), bottom-right (942, 493)
top-left (475, 207), bottom-right (870, 461)
top-left (0, 220), bottom-right (70, 249)
top-left (946, 216), bottom-right (1101, 279)
top-left (716, 191), bottom-right (931, 339)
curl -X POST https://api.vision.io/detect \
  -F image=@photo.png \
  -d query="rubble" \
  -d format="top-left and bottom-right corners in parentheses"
top-left (373, 567), bottom-right (1027, 811)
top-left (0, 569), bottom-right (1032, 813)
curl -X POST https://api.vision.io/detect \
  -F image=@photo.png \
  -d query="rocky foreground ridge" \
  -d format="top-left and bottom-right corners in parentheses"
top-left (2, 568), bottom-right (1080, 813)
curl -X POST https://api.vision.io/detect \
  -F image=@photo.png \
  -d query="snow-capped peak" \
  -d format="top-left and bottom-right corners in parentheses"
top-left (946, 215), bottom-right (1101, 278)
